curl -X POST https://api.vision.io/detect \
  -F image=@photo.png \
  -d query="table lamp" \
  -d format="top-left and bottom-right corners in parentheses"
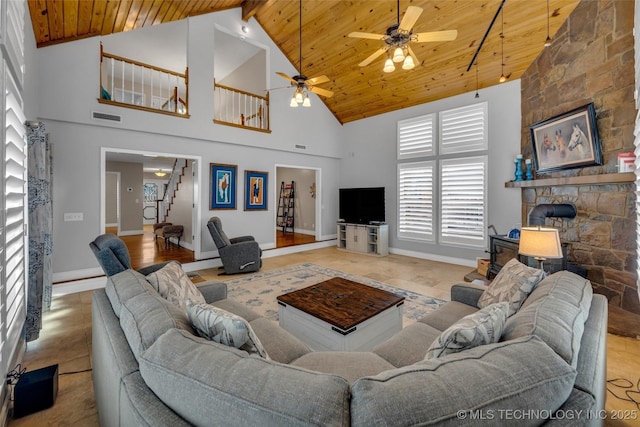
top-left (518, 226), bottom-right (563, 272)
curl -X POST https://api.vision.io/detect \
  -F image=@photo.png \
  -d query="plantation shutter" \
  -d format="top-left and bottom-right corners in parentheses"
top-left (398, 161), bottom-right (434, 241)
top-left (439, 102), bottom-right (488, 154)
top-left (439, 156), bottom-right (487, 247)
top-left (398, 114), bottom-right (435, 159)
top-left (1, 0), bottom-right (27, 388)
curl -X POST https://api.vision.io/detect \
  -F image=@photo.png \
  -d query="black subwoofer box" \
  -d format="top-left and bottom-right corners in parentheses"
top-left (13, 364), bottom-right (58, 418)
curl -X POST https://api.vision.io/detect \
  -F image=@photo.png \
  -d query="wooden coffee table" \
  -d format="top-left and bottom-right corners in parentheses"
top-left (276, 277), bottom-right (405, 351)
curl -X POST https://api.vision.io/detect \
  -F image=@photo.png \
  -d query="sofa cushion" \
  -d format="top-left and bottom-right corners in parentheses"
top-left (477, 258), bottom-right (544, 316)
top-left (249, 317), bottom-right (311, 364)
top-left (418, 300), bottom-right (479, 331)
top-left (212, 298), bottom-right (262, 322)
top-left (372, 322), bottom-right (442, 367)
top-left (351, 335), bottom-right (577, 427)
top-left (291, 352), bottom-right (395, 384)
top-left (146, 261), bottom-right (205, 309)
top-left (186, 302), bottom-right (268, 359)
top-left (139, 328), bottom-right (351, 427)
top-left (105, 269), bottom-right (155, 318)
top-left (425, 301), bottom-right (509, 360)
top-left (501, 270), bottom-right (593, 368)
top-left (120, 292), bottom-right (194, 361)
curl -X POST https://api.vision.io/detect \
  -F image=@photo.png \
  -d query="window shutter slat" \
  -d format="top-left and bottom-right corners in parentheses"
top-left (440, 156), bottom-right (487, 247)
top-left (398, 114), bottom-right (435, 159)
top-left (398, 161), bottom-right (434, 241)
top-left (439, 102), bottom-right (488, 154)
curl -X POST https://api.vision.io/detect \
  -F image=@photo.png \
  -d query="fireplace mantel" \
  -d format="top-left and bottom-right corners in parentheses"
top-left (504, 172), bottom-right (635, 188)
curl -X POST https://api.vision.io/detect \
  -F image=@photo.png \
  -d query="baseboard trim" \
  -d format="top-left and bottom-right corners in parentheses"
top-left (118, 229), bottom-right (144, 236)
top-left (53, 267), bottom-right (104, 283)
top-left (389, 247), bottom-right (476, 268)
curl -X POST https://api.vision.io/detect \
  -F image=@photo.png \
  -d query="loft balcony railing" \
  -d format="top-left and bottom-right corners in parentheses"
top-left (99, 44), bottom-right (189, 118)
top-left (213, 80), bottom-right (270, 133)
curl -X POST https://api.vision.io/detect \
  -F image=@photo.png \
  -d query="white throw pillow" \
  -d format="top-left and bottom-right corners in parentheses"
top-left (146, 261), bottom-right (205, 309)
top-left (186, 301), bottom-right (269, 359)
top-left (477, 258), bottom-right (544, 316)
top-left (425, 301), bottom-right (509, 360)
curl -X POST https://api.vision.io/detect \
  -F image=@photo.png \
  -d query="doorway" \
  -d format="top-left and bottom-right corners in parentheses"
top-left (275, 165), bottom-right (321, 248)
top-left (101, 148), bottom-right (202, 261)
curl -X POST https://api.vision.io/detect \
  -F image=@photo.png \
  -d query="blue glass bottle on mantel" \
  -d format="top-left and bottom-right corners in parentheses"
top-left (525, 159), bottom-right (534, 180)
top-left (514, 155), bottom-right (524, 182)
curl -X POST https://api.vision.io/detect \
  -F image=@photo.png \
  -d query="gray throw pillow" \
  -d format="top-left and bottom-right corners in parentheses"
top-left (425, 301), bottom-right (509, 359)
top-left (477, 258), bottom-right (543, 316)
top-left (186, 301), bottom-right (269, 359)
top-left (146, 261), bottom-right (205, 309)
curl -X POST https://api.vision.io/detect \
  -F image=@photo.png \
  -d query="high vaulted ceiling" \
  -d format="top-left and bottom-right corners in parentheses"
top-left (27, 0), bottom-right (580, 124)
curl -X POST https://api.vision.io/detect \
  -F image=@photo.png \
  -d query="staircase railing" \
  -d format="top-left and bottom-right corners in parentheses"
top-left (99, 44), bottom-right (189, 118)
top-left (213, 80), bottom-right (270, 133)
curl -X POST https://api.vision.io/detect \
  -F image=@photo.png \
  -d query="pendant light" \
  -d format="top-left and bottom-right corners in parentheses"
top-left (544, 0), bottom-right (552, 47)
top-left (499, 7), bottom-right (506, 83)
top-left (155, 169), bottom-right (167, 177)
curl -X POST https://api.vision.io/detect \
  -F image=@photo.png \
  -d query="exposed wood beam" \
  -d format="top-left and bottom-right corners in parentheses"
top-left (241, 0), bottom-right (266, 22)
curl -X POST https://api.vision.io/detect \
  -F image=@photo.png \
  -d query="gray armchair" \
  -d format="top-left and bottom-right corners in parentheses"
top-left (207, 217), bottom-right (262, 274)
top-left (89, 233), bottom-right (168, 277)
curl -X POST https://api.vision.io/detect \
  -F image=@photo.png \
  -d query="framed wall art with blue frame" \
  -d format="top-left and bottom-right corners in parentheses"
top-left (244, 170), bottom-right (268, 211)
top-left (210, 163), bottom-right (237, 210)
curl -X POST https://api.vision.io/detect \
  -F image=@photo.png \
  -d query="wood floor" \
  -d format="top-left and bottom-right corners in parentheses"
top-left (103, 226), bottom-right (316, 271)
top-left (12, 247), bottom-right (640, 426)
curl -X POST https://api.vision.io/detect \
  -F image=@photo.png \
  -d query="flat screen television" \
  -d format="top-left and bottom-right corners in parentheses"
top-left (339, 187), bottom-right (385, 224)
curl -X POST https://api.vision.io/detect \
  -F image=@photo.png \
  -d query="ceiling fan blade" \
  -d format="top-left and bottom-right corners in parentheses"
top-left (276, 72), bottom-right (296, 83)
top-left (306, 75), bottom-right (330, 85)
top-left (407, 45), bottom-right (420, 65)
top-left (399, 6), bottom-right (423, 33)
top-left (414, 30), bottom-right (458, 42)
top-left (348, 31), bottom-right (385, 40)
top-left (359, 47), bottom-right (387, 67)
top-left (309, 86), bottom-right (334, 98)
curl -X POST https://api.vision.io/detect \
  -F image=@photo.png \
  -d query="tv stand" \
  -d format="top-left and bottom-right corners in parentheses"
top-left (336, 223), bottom-right (388, 257)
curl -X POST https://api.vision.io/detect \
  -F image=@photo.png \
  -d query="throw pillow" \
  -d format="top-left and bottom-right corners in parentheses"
top-left (186, 301), bottom-right (269, 359)
top-left (146, 261), bottom-right (205, 309)
top-left (477, 258), bottom-right (544, 316)
top-left (424, 301), bottom-right (509, 360)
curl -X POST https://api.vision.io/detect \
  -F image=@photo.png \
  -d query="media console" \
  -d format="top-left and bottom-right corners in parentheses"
top-left (336, 222), bottom-right (388, 257)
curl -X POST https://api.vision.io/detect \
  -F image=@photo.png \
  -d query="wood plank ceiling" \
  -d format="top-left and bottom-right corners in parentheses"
top-left (27, 0), bottom-right (581, 124)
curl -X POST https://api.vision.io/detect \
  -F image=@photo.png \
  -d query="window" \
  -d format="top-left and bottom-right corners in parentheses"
top-left (440, 156), bottom-right (487, 247)
top-left (397, 114), bottom-right (435, 159)
top-left (1, 0), bottom-right (27, 405)
top-left (397, 102), bottom-right (488, 249)
top-left (398, 161), bottom-right (434, 241)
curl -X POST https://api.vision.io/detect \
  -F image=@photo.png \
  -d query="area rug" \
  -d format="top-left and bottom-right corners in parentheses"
top-left (222, 263), bottom-right (446, 326)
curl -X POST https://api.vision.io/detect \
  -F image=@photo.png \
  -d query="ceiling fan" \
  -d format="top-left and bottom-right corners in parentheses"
top-left (276, 0), bottom-right (333, 107)
top-left (349, 0), bottom-right (458, 72)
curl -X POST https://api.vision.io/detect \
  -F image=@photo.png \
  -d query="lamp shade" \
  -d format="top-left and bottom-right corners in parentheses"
top-left (402, 55), bottom-right (415, 70)
top-left (383, 58), bottom-right (395, 73)
top-left (392, 47), bottom-right (405, 63)
top-left (518, 227), bottom-right (563, 259)
top-left (302, 94), bottom-right (311, 107)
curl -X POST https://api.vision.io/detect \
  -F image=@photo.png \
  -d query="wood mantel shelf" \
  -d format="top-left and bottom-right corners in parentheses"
top-left (504, 172), bottom-right (636, 188)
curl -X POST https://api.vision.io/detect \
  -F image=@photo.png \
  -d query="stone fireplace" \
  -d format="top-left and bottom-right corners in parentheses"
top-left (519, 0), bottom-right (638, 315)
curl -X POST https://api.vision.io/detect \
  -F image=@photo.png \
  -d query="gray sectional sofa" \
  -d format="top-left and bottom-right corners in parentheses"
top-left (92, 268), bottom-right (607, 426)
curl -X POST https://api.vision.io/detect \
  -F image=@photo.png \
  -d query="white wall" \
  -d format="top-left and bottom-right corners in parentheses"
top-left (341, 80), bottom-right (523, 264)
top-left (35, 8), bottom-right (343, 279)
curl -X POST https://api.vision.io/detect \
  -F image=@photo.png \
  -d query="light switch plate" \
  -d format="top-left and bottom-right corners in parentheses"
top-left (63, 212), bottom-right (83, 222)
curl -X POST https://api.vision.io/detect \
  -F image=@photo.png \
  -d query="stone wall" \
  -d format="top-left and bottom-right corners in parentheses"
top-left (520, 0), bottom-right (638, 314)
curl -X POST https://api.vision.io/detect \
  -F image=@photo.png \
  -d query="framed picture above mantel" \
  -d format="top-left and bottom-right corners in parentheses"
top-left (529, 103), bottom-right (602, 174)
